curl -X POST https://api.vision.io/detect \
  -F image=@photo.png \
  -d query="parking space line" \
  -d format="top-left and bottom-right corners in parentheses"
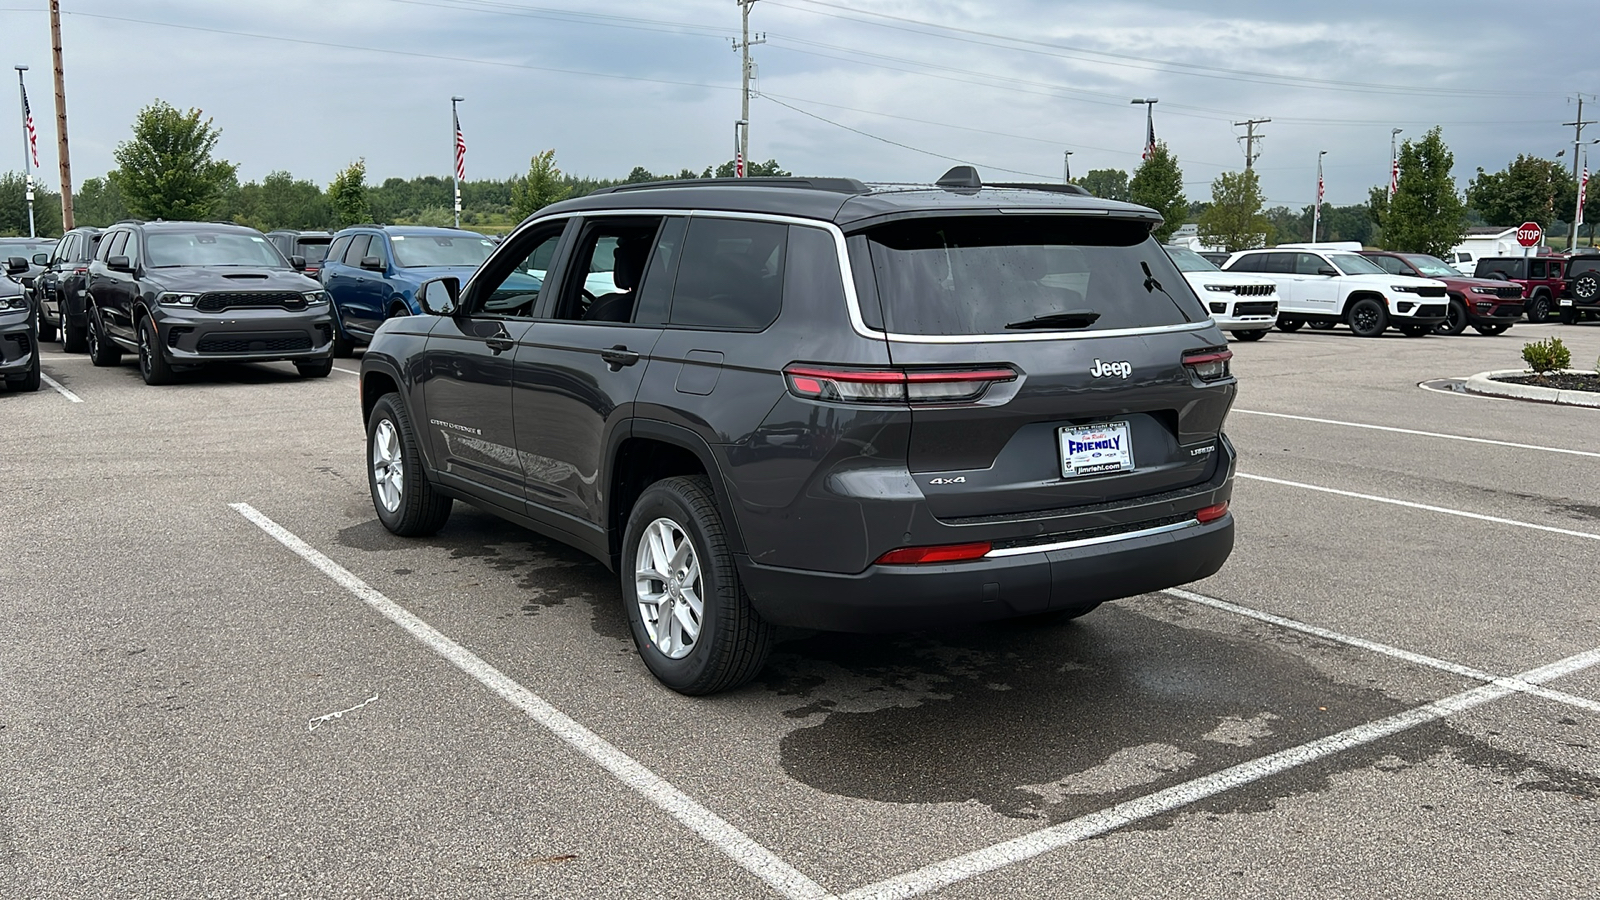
top-left (39, 372), bottom-right (83, 404)
top-left (1232, 409), bottom-right (1600, 459)
top-left (1237, 473), bottom-right (1600, 543)
top-left (333, 366), bottom-right (359, 377)
top-left (843, 638), bottom-right (1600, 900)
top-left (1163, 587), bottom-right (1600, 715)
top-left (229, 503), bottom-right (835, 900)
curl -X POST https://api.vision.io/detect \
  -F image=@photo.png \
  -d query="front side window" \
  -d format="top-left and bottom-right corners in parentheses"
top-left (145, 231), bottom-right (288, 268)
top-left (102, 231), bottom-right (128, 260)
top-left (863, 216), bottom-right (1202, 335)
top-left (1295, 253), bottom-right (1329, 276)
top-left (669, 217), bottom-right (788, 330)
top-left (467, 225), bottom-right (566, 318)
top-left (1369, 255), bottom-right (1410, 276)
top-left (391, 233), bottom-right (494, 268)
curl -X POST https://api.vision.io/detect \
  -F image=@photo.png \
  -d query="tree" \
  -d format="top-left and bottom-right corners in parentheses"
top-left (624, 166), bottom-right (656, 184)
top-left (0, 172), bottom-right (63, 237)
top-left (229, 171), bottom-right (332, 231)
top-left (713, 158), bottom-right (790, 178)
top-left (510, 150), bottom-right (572, 219)
top-left (1382, 126), bottom-right (1467, 257)
top-left (73, 176), bottom-right (128, 227)
top-left (328, 159), bottom-right (371, 227)
top-left (1196, 170), bottom-right (1272, 252)
top-left (109, 100), bottom-right (238, 220)
top-left (1465, 155), bottom-right (1573, 227)
top-left (1128, 142), bottom-right (1186, 242)
top-left (1078, 168), bottom-right (1129, 201)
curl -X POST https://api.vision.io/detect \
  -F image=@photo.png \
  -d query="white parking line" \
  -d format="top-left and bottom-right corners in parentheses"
top-left (1163, 587), bottom-right (1600, 715)
top-left (843, 640), bottom-right (1600, 900)
top-left (1237, 473), bottom-right (1600, 542)
top-left (230, 503), bottom-right (834, 900)
top-left (39, 372), bottom-right (83, 403)
top-left (1233, 409), bottom-right (1600, 459)
top-left (332, 366), bottom-right (360, 377)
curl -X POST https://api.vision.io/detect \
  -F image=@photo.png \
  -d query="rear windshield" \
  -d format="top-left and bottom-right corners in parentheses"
top-left (295, 238), bottom-right (332, 264)
top-left (391, 234), bottom-right (494, 268)
top-left (862, 217), bottom-right (1204, 335)
top-left (147, 231), bottom-right (288, 268)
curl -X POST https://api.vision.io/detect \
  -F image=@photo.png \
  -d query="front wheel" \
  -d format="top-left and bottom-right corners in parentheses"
top-left (367, 393), bottom-right (453, 536)
top-left (137, 317), bottom-right (177, 385)
top-left (1347, 298), bottom-right (1389, 337)
top-left (60, 313), bottom-right (87, 353)
top-left (1472, 323), bottom-right (1510, 336)
top-left (1434, 299), bottom-right (1469, 336)
top-left (1231, 328), bottom-right (1267, 342)
top-left (36, 309), bottom-right (57, 343)
top-left (86, 309), bottom-right (122, 367)
top-left (329, 304), bottom-right (356, 358)
top-left (1525, 294), bottom-right (1550, 323)
top-left (622, 475), bottom-right (773, 695)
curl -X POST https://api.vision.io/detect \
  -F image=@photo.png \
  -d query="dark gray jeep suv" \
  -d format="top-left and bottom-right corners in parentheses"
top-left (359, 169), bottom-right (1238, 694)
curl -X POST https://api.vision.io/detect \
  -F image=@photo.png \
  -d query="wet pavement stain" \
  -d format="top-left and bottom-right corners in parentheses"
top-left (770, 604), bottom-right (1600, 825)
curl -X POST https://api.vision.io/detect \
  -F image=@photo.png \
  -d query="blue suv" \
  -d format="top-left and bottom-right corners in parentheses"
top-left (321, 225), bottom-right (495, 355)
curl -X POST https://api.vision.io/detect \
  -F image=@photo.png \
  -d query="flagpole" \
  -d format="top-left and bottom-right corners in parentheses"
top-left (1313, 150), bottom-right (1327, 242)
top-left (15, 66), bottom-right (35, 239)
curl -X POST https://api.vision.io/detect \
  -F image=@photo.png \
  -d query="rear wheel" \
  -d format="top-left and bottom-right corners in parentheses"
top-left (330, 304), bottom-right (355, 358)
top-left (1434, 299), bottom-right (1469, 336)
top-left (60, 311), bottom-right (87, 353)
top-left (36, 309), bottom-right (57, 343)
top-left (1347, 298), bottom-right (1389, 337)
top-left (137, 316), bottom-right (177, 385)
top-left (1572, 272), bottom-right (1600, 303)
top-left (86, 309), bottom-right (122, 367)
top-left (1560, 306), bottom-right (1579, 325)
top-left (1231, 328), bottom-right (1267, 342)
top-left (1276, 317), bottom-right (1303, 332)
top-left (622, 475), bottom-right (773, 695)
top-left (1472, 323), bottom-right (1510, 336)
top-left (1525, 294), bottom-right (1551, 323)
top-left (367, 393), bottom-right (453, 536)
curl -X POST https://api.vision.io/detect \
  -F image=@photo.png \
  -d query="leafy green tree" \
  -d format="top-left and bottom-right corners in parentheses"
top-left (713, 158), bottom-right (790, 178)
top-left (624, 166), bottom-right (656, 184)
top-left (109, 101), bottom-right (238, 220)
top-left (1128, 142), bottom-right (1186, 242)
top-left (328, 159), bottom-right (371, 227)
top-left (1318, 204), bottom-right (1377, 245)
top-left (0, 172), bottom-right (63, 237)
top-left (1196, 170), bottom-right (1272, 252)
top-left (73, 176), bottom-right (128, 227)
top-left (1465, 155), bottom-right (1573, 227)
top-left (1383, 127), bottom-right (1467, 257)
top-left (1263, 206), bottom-right (1309, 245)
top-left (1078, 168), bottom-right (1129, 201)
top-left (511, 150), bottom-right (572, 219)
top-left (229, 171), bottom-right (332, 231)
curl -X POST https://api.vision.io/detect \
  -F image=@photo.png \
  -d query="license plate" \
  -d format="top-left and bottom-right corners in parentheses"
top-left (1560, 298), bottom-right (1573, 306)
top-left (1059, 422), bottom-right (1134, 478)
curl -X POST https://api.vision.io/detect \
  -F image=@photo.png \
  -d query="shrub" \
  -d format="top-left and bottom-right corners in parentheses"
top-left (1521, 336), bottom-right (1571, 380)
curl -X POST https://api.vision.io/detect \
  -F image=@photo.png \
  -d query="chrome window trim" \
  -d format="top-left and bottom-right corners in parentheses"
top-left (983, 518), bottom-right (1201, 559)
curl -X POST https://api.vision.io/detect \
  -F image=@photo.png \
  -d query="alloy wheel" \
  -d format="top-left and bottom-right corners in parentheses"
top-left (634, 517), bottom-right (704, 660)
top-left (370, 418), bottom-right (404, 512)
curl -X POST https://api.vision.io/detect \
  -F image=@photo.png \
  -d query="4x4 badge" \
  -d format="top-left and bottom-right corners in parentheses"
top-left (1090, 359), bottom-right (1132, 379)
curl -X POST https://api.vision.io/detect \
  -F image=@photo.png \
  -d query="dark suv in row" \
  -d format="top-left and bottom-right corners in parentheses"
top-left (34, 225), bottom-right (102, 352)
top-left (358, 170), bottom-right (1239, 694)
top-left (85, 221), bottom-right (334, 385)
top-left (1560, 250), bottom-right (1600, 323)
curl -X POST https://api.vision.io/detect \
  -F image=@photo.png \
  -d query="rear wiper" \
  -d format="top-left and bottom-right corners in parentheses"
top-left (1004, 309), bottom-right (1101, 330)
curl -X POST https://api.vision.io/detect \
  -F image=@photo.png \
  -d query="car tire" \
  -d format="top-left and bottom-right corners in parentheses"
top-left (1276, 317), bottom-right (1303, 332)
top-left (37, 310), bottom-right (57, 343)
top-left (60, 313), bottom-right (87, 353)
top-left (6, 341), bottom-right (40, 392)
top-left (1525, 294), bottom-right (1550, 323)
top-left (330, 305), bottom-right (356, 358)
top-left (137, 316), bottom-right (177, 385)
top-left (367, 392), bottom-right (453, 537)
top-left (1398, 323), bottom-right (1431, 337)
top-left (1346, 298), bottom-right (1389, 337)
top-left (1308, 321), bottom-right (1335, 330)
top-left (86, 309), bottom-right (121, 367)
top-left (295, 357), bottom-right (334, 378)
top-left (621, 475), bottom-right (774, 696)
top-left (1572, 272), bottom-right (1600, 302)
top-left (1560, 307), bottom-right (1579, 325)
top-left (1434, 299), bottom-right (1469, 336)
top-left (1231, 328), bottom-right (1267, 342)
top-left (1471, 324), bottom-right (1510, 336)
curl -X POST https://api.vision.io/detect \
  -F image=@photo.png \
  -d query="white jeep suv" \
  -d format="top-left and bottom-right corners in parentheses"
top-left (1166, 246), bottom-right (1278, 341)
top-left (1223, 248), bottom-right (1449, 337)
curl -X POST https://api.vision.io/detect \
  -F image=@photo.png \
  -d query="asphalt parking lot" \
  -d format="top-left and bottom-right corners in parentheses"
top-left (4, 322), bottom-right (1599, 899)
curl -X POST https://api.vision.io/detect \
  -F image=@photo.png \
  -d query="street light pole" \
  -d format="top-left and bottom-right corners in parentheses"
top-left (1063, 150), bottom-right (1073, 184)
top-left (14, 65), bottom-right (35, 238)
top-left (1313, 150), bottom-right (1327, 243)
top-left (451, 95), bottom-right (464, 228)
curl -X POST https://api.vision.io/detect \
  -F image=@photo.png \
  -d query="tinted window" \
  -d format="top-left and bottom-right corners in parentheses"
top-left (1225, 253), bottom-right (1263, 272)
top-left (327, 236), bottom-right (352, 265)
top-left (52, 234), bottom-right (74, 263)
top-left (1260, 253), bottom-right (1295, 274)
top-left (784, 226), bottom-right (846, 321)
top-left (1530, 260), bottom-right (1547, 278)
top-left (865, 216), bottom-right (1202, 335)
top-left (86, 233), bottom-right (103, 260)
top-left (1369, 255), bottom-right (1409, 276)
top-left (1294, 253), bottom-right (1328, 276)
top-left (669, 217), bottom-right (787, 330)
top-left (390, 233), bottom-right (493, 268)
top-left (145, 231), bottom-right (285, 268)
top-left (634, 217), bottom-right (686, 326)
top-left (342, 234), bottom-right (372, 266)
top-left (103, 231), bottom-right (127, 259)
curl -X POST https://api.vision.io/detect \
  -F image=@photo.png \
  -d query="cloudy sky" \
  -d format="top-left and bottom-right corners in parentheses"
top-left (3, 0), bottom-right (1599, 210)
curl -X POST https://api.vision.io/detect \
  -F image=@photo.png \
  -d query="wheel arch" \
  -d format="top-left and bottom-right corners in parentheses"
top-left (608, 420), bottom-right (746, 570)
top-left (1341, 290), bottom-right (1387, 316)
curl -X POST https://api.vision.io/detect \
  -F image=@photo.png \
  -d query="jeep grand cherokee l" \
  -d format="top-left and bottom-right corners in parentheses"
top-left (359, 169), bottom-right (1238, 694)
top-left (85, 221), bottom-right (334, 385)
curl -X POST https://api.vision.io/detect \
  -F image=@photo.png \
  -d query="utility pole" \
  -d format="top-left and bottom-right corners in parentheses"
top-left (1062, 150), bottom-right (1073, 184)
top-left (14, 66), bottom-right (34, 238)
top-left (1234, 117), bottom-right (1271, 171)
top-left (732, 0), bottom-right (764, 176)
top-left (1389, 128), bottom-right (1403, 199)
top-left (49, 0), bottom-right (72, 230)
top-left (1565, 94), bottom-right (1595, 251)
top-left (1312, 150), bottom-right (1327, 242)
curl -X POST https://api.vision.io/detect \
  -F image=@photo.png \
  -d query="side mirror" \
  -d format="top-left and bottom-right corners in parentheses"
top-left (417, 277), bottom-right (460, 316)
top-left (360, 255), bottom-right (386, 272)
top-left (289, 255), bottom-right (307, 271)
top-left (107, 255), bottom-right (133, 273)
top-left (4, 256), bottom-right (27, 275)
top-left (32, 252), bottom-right (49, 266)
top-left (1317, 266), bottom-right (1339, 277)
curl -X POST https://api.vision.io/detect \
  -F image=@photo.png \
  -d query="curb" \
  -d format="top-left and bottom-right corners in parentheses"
top-left (1463, 369), bottom-right (1600, 409)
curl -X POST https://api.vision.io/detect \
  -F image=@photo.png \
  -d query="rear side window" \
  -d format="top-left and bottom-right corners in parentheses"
top-left (668, 217), bottom-right (787, 330)
top-left (1530, 260), bottom-right (1547, 278)
top-left (1226, 253), bottom-right (1263, 272)
top-left (862, 216), bottom-right (1203, 335)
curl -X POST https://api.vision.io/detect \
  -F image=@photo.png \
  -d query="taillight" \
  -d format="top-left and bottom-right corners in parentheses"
top-left (73, 267), bottom-right (87, 275)
top-left (784, 365), bottom-right (1016, 404)
top-left (1196, 501), bottom-right (1229, 524)
top-left (1182, 347), bottom-right (1233, 382)
top-left (875, 541), bottom-right (992, 565)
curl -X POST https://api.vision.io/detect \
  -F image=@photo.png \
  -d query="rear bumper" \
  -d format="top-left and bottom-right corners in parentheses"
top-left (738, 513), bottom-right (1234, 632)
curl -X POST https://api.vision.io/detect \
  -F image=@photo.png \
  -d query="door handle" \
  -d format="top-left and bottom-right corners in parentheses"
top-left (600, 344), bottom-right (641, 370)
top-left (485, 336), bottom-right (515, 353)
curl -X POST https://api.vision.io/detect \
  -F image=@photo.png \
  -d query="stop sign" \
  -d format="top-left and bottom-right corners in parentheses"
top-left (1517, 221), bottom-right (1543, 247)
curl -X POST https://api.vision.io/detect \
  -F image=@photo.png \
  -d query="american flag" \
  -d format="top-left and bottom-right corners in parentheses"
top-left (1317, 171), bottom-right (1325, 205)
top-left (1389, 156), bottom-right (1399, 198)
top-left (453, 108), bottom-right (466, 182)
top-left (21, 83), bottom-right (39, 169)
top-left (1142, 116), bottom-right (1156, 161)
top-left (735, 150), bottom-right (744, 178)
top-left (1579, 165), bottom-right (1589, 228)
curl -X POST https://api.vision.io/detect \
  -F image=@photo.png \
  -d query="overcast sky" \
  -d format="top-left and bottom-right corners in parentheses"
top-left (4, 0), bottom-right (1599, 210)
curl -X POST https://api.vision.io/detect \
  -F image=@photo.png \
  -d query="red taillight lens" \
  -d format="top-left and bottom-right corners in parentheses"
top-left (784, 365), bottom-right (1016, 404)
top-left (1195, 501), bottom-right (1229, 524)
top-left (73, 267), bottom-right (88, 275)
top-left (875, 542), bottom-right (993, 565)
top-left (1182, 347), bottom-right (1233, 382)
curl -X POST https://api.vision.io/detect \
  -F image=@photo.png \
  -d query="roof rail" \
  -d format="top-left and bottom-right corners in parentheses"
top-left (589, 176), bottom-right (870, 196)
top-left (113, 218), bottom-right (146, 225)
top-left (988, 182), bottom-right (1092, 196)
